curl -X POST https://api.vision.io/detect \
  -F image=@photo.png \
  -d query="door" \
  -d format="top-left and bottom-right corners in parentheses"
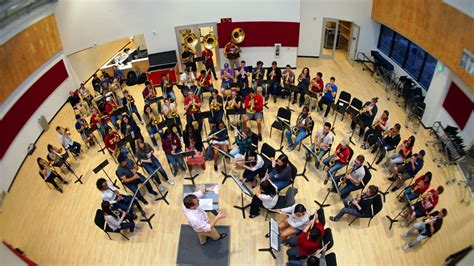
top-left (348, 23), bottom-right (360, 63)
top-left (320, 18), bottom-right (339, 59)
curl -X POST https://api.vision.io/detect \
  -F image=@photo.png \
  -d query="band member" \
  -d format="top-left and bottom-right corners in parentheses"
top-left (136, 139), bottom-right (172, 190)
top-left (183, 123), bottom-right (205, 172)
top-left (184, 90), bottom-right (203, 133)
top-left (208, 89), bottom-right (224, 126)
top-left (286, 210), bottom-right (325, 260)
top-left (243, 89), bottom-right (264, 141)
top-left (74, 114), bottom-right (96, 146)
top-left (92, 73), bottom-right (102, 94)
top-left (309, 72), bottom-right (324, 94)
top-left (104, 126), bottom-right (127, 157)
top-left (78, 83), bottom-right (93, 110)
top-left (400, 186), bottom-right (444, 227)
top-left (112, 65), bottom-right (125, 85)
top-left (142, 81), bottom-right (155, 106)
top-left (384, 135), bottom-right (415, 168)
top-left (208, 120), bottom-right (230, 171)
top-left (162, 129), bottom-right (186, 176)
top-left (225, 88), bottom-right (242, 128)
top-left (181, 45), bottom-right (197, 77)
top-left (201, 47), bottom-right (218, 80)
top-left (273, 204), bottom-right (310, 241)
top-left (235, 60), bottom-right (250, 91)
top-left (101, 201), bottom-right (136, 234)
top-left (117, 154), bottom-right (159, 205)
top-left (402, 209), bottom-right (447, 250)
top-left (46, 144), bottom-right (73, 173)
top-left (104, 96), bottom-right (122, 129)
top-left (322, 139), bottom-right (351, 183)
top-left (99, 75), bottom-right (110, 92)
top-left (37, 157), bottom-right (68, 193)
top-left (268, 154), bottom-right (292, 190)
top-left (348, 97), bottom-right (379, 138)
top-left (229, 127), bottom-right (254, 160)
top-left (237, 149), bottom-right (265, 188)
top-left (372, 124), bottom-right (401, 162)
top-left (90, 107), bottom-right (107, 137)
top-left (306, 122), bottom-right (334, 168)
top-left (160, 73), bottom-right (176, 102)
top-left (329, 185), bottom-right (379, 222)
top-left (220, 63), bottom-right (235, 94)
top-left (249, 179), bottom-right (279, 218)
top-left (180, 67), bottom-right (196, 96)
top-left (267, 61), bottom-right (282, 102)
top-left (285, 106), bottom-right (314, 151)
top-left (67, 90), bottom-right (82, 110)
top-left (361, 110), bottom-right (390, 149)
top-left (317, 76), bottom-right (337, 121)
top-left (252, 61), bottom-right (267, 97)
top-left (196, 69), bottom-right (213, 96)
top-left (122, 90), bottom-right (143, 123)
top-left (224, 38), bottom-right (241, 69)
top-left (293, 67), bottom-right (310, 106)
top-left (162, 98), bottom-right (179, 119)
top-left (143, 104), bottom-right (161, 147)
top-left (329, 155), bottom-right (366, 199)
top-left (120, 115), bottom-right (143, 155)
top-left (96, 178), bottom-right (146, 218)
top-left (282, 64), bottom-right (295, 89)
top-left (401, 172), bottom-right (432, 202)
top-left (56, 126), bottom-right (81, 156)
top-left (388, 150), bottom-right (426, 191)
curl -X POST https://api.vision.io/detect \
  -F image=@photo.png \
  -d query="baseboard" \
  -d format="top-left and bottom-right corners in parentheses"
top-left (297, 55), bottom-right (320, 58)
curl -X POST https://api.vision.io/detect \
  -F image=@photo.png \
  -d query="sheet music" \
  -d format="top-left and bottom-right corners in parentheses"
top-left (270, 231), bottom-right (280, 251)
top-left (270, 218), bottom-right (279, 233)
top-left (199, 198), bottom-right (213, 211)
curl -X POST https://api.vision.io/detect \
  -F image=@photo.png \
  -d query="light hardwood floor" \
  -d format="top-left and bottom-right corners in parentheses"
top-left (1, 51), bottom-right (472, 265)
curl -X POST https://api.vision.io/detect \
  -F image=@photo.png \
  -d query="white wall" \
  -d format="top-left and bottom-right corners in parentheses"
top-left (218, 47), bottom-right (298, 69)
top-left (298, 0), bottom-right (378, 57)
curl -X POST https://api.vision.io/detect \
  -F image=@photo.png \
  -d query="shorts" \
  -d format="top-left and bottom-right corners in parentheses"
top-left (246, 112), bottom-right (263, 121)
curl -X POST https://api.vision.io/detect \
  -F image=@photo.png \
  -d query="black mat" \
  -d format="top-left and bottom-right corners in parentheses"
top-left (177, 225), bottom-right (230, 266)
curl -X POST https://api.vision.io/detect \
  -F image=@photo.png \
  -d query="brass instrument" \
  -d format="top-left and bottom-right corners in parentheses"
top-left (170, 106), bottom-right (179, 117)
top-left (246, 97), bottom-right (256, 114)
top-left (359, 105), bottom-right (370, 115)
top-left (198, 69), bottom-right (211, 87)
top-left (270, 69), bottom-right (276, 80)
top-left (231, 28), bottom-right (245, 44)
top-left (190, 97), bottom-right (199, 112)
top-left (314, 146), bottom-right (321, 153)
top-left (298, 73), bottom-right (304, 83)
top-left (202, 33), bottom-right (218, 49)
top-left (210, 98), bottom-right (220, 111)
top-left (183, 32), bottom-right (199, 48)
top-left (329, 155), bottom-right (336, 166)
top-left (226, 97), bottom-right (237, 110)
top-left (254, 69), bottom-right (262, 80)
top-left (150, 113), bottom-right (160, 126)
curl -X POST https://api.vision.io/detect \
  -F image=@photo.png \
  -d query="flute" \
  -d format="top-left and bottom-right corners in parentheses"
top-left (207, 128), bottom-right (227, 140)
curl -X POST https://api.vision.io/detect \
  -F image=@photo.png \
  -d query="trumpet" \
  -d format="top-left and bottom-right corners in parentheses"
top-left (210, 98), bottom-right (220, 111)
top-left (246, 97), bottom-right (256, 114)
top-left (190, 98), bottom-right (199, 112)
top-left (226, 97), bottom-right (237, 110)
top-left (297, 74), bottom-right (304, 83)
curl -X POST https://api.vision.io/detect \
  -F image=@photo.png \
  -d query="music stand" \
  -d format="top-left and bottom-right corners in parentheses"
top-left (150, 95), bottom-right (164, 105)
top-left (330, 102), bottom-right (347, 136)
top-left (147, 167), bottom-right (170, 205)
top-left (306, 91), bottom-right (319, 111)
top-left (212, 145), bottom-right (234, 184)
top-left (116, 134), bottom-right (134, 160)
top-left (173, 150), bottom-right (198, 184)
top-left (366, 137), bottom-right (384, 171)
top-left (113, 107), bottom-right (127, 117)
top-left (126, 172), bottom-right (156, 229)
top-left (349, 115), bottom-right (365, 145)
top-left (230, 173), bottom-right (253, 219)
top-left (258, 218), bottom-right (280, 259)
top-left (314, 171), bottom-right (341, 209)
top-left (286, 85), bottom-right (297, 112)
top-left (385, 197), bottom-right (411, 230)
top-left (90, 124), bottom-right (106, 154)
top-left (93, 159), bottom-right (119, 188)
top-left (183, 184), bottom-right (219, 215)
top-left (297, 143), bottom-right (316, 182)
top-left (199, 111), bottom-right (212, 136)
top-left (225, 108), bottom-right (241, 130)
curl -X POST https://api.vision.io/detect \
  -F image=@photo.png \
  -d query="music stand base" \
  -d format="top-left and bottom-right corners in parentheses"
top-left (234, 204), bottom-right (251, 219)
top-left (258, 248), bottom-right (277, 259)
top-left (385, 215), bottom-right (398, 230)
top-left (73, 174), bottom-right (84, 184)
top-left (140, 213), bottom-right (155, 229)
top-left (221, 172), bottom-right (232, 184)
top-left (155, 191), bottom-right (170, 205)
top-left (295, 169), bottom-right (309, 182)
top-left (366, 162), bottom-right (377, 171)
top-left (314, 200), bottom-right (330, 209)
top-left (184, 174), bottom-right (199, 185)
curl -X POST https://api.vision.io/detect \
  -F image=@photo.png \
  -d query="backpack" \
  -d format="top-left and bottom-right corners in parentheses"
top-left (126, 71), bottom-right (138, 86)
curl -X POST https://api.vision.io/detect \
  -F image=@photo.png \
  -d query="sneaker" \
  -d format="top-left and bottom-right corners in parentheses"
top-left (150, 191), bottom-right (159, 196)
top-left (141, 200), bottom-right (149, 205)
top-left (346, 129), bottom-right (353, 135)
top-left (329, 216), bottom-right (338, 222)
top-left (63, 180), bottom-right (69, 185)
top-left (323, 179), bottom-right (328, 185)
top-left (172, 169), bottom-right (177, 177)
top-left (402, 244), bottom-right (410, 250)
top-left (388, 177), bottom-right (396, 182)
top-left (158, 184), bottom-right (165, 192)
top-left (180, 165), bottom-right (186, 171)
top-left (57, 188), bottom-right (63, 193)
top-left (167, 179), bottom-right (175, 185)
top-left (214, 164), bottom-right (218, 172)
top-left (401, 220), bottom-right (409, 227)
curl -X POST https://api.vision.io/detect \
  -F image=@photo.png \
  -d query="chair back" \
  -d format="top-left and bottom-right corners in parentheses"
top-left (276, 107), bottom-right (291, 122)
top-left (284, 187), bottom-right (298, 207)
top-left (347, 146), bottom-right (355, 163)
top-left (94, 209), bottom-right (106, 230)
top-left (322, 228), bottom-right (334, 250)
top-left (346, 98), bottom-right (363, 115)
top-left (309, 207), bottom-right (326, 227)
top-left (371, 194), bottom-right (383, 217)
top-left (361, 166), bottom-right (372, 187)
top-left (289, 162), bottom-right (297, 180)
top-left (260, 143), bottom-right (276, 160)
top-left (337, 91), bottom-right (351, 104)
top-left (325, 253), bottom-right (337, 266)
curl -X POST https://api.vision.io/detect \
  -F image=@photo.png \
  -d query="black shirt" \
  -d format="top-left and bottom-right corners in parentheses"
top-left (183, 130), bottom-right (203, 152)
top-left (423, 211), bottom-right (443, 237)
top-left (182, 50), bottom-right (194, 64)
top-left (266, 67), bottom-right (282, 82)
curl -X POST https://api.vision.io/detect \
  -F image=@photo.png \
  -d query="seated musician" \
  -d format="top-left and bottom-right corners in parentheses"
top-left (267, 61), bottom-right (282, 103)
top-left (96, 178), bottom-right (146, 218)
top-left (104, 126), bottom-right (127, 158)
top-left (142, 81), bottom-right (155, 106)
top-left (90, 107), bottom-right (107, 137)
top-left (236, 149), bottom-right (265, 188)
top-left (184, 90), bottom-right (203, 133)
top-left (162, 98), bottom-right (179, 119)
top-left (78, 83), bottom-right (93, 110)
top-left (329, 155), bottom-right (366, 199)
top-left (101, 201), bottom-right (137, 234)
top-left (160, 73), bottom-right (176, 101)
top-left (236, 60), bottom-right (251, 96)
top-left (293, 67), bottom-right (310, 107)
top-left (46, 144), bottom-right (73, 172)
top-left (286, 106), bottom-right (314, 151)
top-left (400, 172), bottom-right (432, 202)
top-left (181, 45), bottom-right (197, 77)
top-left (282, 64), bottom-right (295, 98)
top-left (224, 38), bottom-right (241, 69)
top-left (306, 122), bottom-right (334, 168)
top-left (56, 126), bottom-right (81, 156)
top-left (75, 114), bottom-right (96, 146)
top-left (143, 104), bottom-right (162, 147)
top-left (317, 77), bottom-right (337, 121)
top-left (117, 154), bottom-right (159, 205)
top-left (209, 89), bottom-right (224, 126)
top-left (180, 67), bottom-right (196, 96)
top-left (361, 110), bottom-right (390, 149)
top-left (322, 139), bottom-right (351, 184)
top-left (220, 63), bottom-right (235, 94)
top-left (37, 157), bottom-right (68, 193)
top-left (208, 120), bottom-right (229, 172)
top-left (252, 61), bottom-right (267, 97)
top-left (196, 69), bottom-right (213, 96)
top-left (112, 65), bottom-right (124, 85)
top-left (348, 97), bottom-right (379, 138)
top-left (99, 75), bottom-right (110, 92)
top-left (309, 72), bottom-right (324, 95)
top-left (268, 154), bottom-right (292, 190)
top-left (242, 89), bottom-right (264, 141)
top-left (286, 214), bottom-right (324, 261)
top-left (120, 115), bottom-right (143, 155)
top-left (202, 46), bottom-right (218, 80)
top-left (225, 88), bottom-right (243, 128)
top-left (389, 150), bottom-right (425, 191)
top-left (122, 90), bottom-right (143, 123)
top-left (384, 135), bottom-right (415, 168)
top-left (402, 209), bottom-right (447, 250)
top-left (183, 123), bottom-right (206, 172)
top-left (249, 179), bottom-right (279, 218)
top-left (92, 73), bottom-right (102, 94)
top-left (273, 203), bottom-right (310, 241)
top-left (104, 96), bottom-right (122, 129)
top-left (162, 129), bottom-right (186, 176)
top-left (372, 123), bottom-right (401, 158)
top-left (400, 186), bottom-right (444, 227)
top-left (136, 139), bottom-right (172, 191)
top-left (329, 185), bottom-right (379, 222)
top-left (229, 127), bottom-right (254, 160)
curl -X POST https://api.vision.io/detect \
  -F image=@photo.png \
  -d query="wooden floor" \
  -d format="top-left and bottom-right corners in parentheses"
top-left (1, 50), bottom-right (473, 265)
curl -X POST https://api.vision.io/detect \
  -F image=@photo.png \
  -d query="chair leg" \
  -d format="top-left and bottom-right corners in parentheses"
top-left (120, 232), bottom-right (130, 241)
top-left (348, 216), bottom-right (357, 226)
top-left (270, 127), bottom-right (273, 138)
top-left (265, 210), bottom-right (270, 221)
top-left (105, 231), bottom-right (112, 240)
top-left (367, 217), bottom-right (373, 227)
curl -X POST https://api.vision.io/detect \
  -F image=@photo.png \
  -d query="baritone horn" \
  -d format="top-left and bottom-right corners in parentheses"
top-left (231, 28), bottom-right (245, 44)
top-left (202, 33), bottom-right (218, 49)
top-left (184, 32), bottom-right (199, 48)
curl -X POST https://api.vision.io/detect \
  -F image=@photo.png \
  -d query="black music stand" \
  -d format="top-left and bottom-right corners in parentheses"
top-left (258, 218), bottom-right (280, 259)
top-left (69, 166), bottom-right (84, 184)
top-left (306, 91), bottom-right (319, 111)
top-left (148, 168), bottom-right (170, 205)
top-left (285, 85), bottom-right (297, 112)
top-left (230, 173), bottom-right (253, 219)
top-left (116, 134), bottom-right (134, 160)
top-left (225, 108), bottom-right (241, 130)
top-left (113, 106), bottom-right (127, 118)
top-left (348, 115), bottom-right (362, 145)
top-left (166, 117), bottom-right (183, 136)
top-left (173, 150), bottom-right (198, 184)
top-left (213, 145), bottom-right (233, 184)
top-left (330, 102), bottom-right (346, 136)
top-left (199, 111), bottom-right (212, 136)
top-left (314, 171), bottom-right (341, 209)
top-left (385, 197), bottom-right (411, 230)
top-left (90, 124), bottom-right (106, 154)
top-left (150, 95), bottom-right (164, 105)
top-left (93, 159), bottom-right (120, 188)
top-left (276, 117), bottom-right (291, 153)
top-left (366, 137), bottom-right (384, 171)
top-left (126, 173), bottom-right (156, 229)
top-left (297, 143), bottom-right (316, 182)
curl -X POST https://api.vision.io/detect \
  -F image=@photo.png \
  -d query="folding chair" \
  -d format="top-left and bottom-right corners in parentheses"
top-left (94, 209), bottom-right (130, 240)
top-left (269, 107), bottom-right (291, 138)
top-left (348, 194), bottom-right (383, 226)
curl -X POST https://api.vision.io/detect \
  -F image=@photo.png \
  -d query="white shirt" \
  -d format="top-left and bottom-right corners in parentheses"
top-left (180, 72), bottom-right (195, 87)
top-left (280, 204), bottom-right (310, 230)
top-left (101, 181), bottom-right (118, 204)
top-left (250, 155), bottom-right (264, 171)
top-left (58, 133), bottom-right (74, 148)
top-left (349, 164), bottom-right (365, 183)
top-left (104, 213), bottom-right (125, 231)
top-left (315, 130), bottom-right (333, 151)
top-left (182, 191), bottom-right (212, 233)
top-left (374, 114), bottom-right (390, 131)
top-left (258, 182), bottom-right (279, 209)
top-left (162, 102), bottom-right (176, 115)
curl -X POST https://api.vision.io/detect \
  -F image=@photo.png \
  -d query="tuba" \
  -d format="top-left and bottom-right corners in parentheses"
top-left (202, 33), bottom-right (218, 49)
top-left (184, 32), bottom-right (199, 48)
top-left (231, 28), bottom-right (245, 44)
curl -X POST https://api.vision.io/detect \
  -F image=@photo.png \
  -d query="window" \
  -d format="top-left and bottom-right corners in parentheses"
top-left (377, 25), bottom-right (437, 90)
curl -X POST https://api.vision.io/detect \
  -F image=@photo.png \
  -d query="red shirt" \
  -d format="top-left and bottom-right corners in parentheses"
top-left (184, 95), bottom-right (201, 115)
top-left (297, 222), bottom-right (324, 257)
top-left (105, 102), bottom-right (116, 115)
top-left (201, 49), bottom-right (214, 67)
top-left (224, 42), bottom-right (239, 54)
top-left (412, 175), bottom-right (430, 195)
top-left (421, 189), bottom-right (439, 212)
top-left (197, 74), bottom-right (212, 87)
top-left (310, 78), bottom-right (324, 93)
top-left (162, 134), bottom-right (182, 155)
top-left (244, 94), bottom-right (264, 113)
top-left (104, 132), bottom-right (120, 151)
top-left (335, 144), bottom-right (350, 164)
top-left (400, 140), bottom-right (413, 158)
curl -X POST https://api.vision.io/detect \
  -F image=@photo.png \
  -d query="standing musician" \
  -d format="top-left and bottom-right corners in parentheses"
top-left (306, 122), bottom-right (334, 168)
top-left (104, 126), bottom-right (127, 158)
top-left (181, 45), bottom-right (197, 77)
top-left (122, 90), bottom-right (143, 124)
top-left (37, 157), bottom-right (69, 193)
top-left (160, 73), bottom-right (176, 102)
top-left (224, 38), bottom-right (241, 69)
top-left (196, 69), bottom-right (213, 96)
top-left (90, 107), bottom-right (107, 137)
top-left (143, 104), bottom-right (162, 147)
top-left (293, 67), bottom-right (310, 107)
top-left (201, 46), bottom-right (218, 80)
top-left (56, 126), bottom-right (82, 157)
top-left (267, 61), bottom-right (282, 103)
top-left (282, 64), bottom-right (295, 94)
top-left (162, 98), bottom-right (179, 119)
top-left (225, 88), bottom-right (242, 128)
top-left (208, 89), bottom-right (224, 127)
top-left (184, 90), bottom-right (203, 133)
top-left (142, 81), bottom-right (156, 106)
top-left (361, 110), bottom-right (390, 149)
top-left (220, 63), bottom-right (235, 94)
top-left (329, 155), bottom-right (366, 199)
top-left (208, 120), bottom-right (230, 172)
top-left (237, 149), bottom-right (265, 188)
top-left (322, 139), bottom-right (351, 184)
top-left (285, 106), bottom-right (314, 151)
top-left (119, 115), bottom-right (143, 155)
top-left (317, 76), bottom-right (338, 121)
top-left (242, 89), bottom-right (264, 141)
top-left (180, 68), bottom-right (196, 96)
top-left (74, 114), bottom-right (96, 146)
top-left (78, 83), bottom-right (93, 110)
top-left (162, 129), bottom-right (186, 176)
top-left (348, 97), bottom-right (379, 138)
top-left (92, 73), bottom-right (102, 94)
top-left (252, 61), bottom-right (267, 97)
top-left (235, 60), bottom-right (251, 93)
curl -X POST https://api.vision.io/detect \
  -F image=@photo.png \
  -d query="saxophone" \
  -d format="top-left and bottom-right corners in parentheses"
top-left (210, 98), bottom-right (220, 111)
top-left (247, 97), bottom-right (256, 114)
top-left (298, 73), bottom-right (303, 83)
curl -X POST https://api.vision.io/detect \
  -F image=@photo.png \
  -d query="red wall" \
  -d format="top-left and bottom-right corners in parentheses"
top-left (442, 82), bottom-right (474, 130)
top-left (217, 21), bottom-right (299, 48)
top-left (0, 60), bottom-right (69, 158)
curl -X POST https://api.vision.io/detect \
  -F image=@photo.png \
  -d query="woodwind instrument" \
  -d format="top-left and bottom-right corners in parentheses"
top-left (338, 165), bottom-right (352, 187)
top-left (207, 127), bottom-right (226, 140)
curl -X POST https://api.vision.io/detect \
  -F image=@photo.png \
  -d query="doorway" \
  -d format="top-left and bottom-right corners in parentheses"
top-left (320, 19), bottom-right (360, 62)
top-left (320, 18), bottom-right (339, 59)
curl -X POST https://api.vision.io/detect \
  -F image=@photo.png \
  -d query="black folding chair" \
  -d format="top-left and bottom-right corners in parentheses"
top-left (345, 98), bottom-right (363, 120)
top-left (259, 143), bottom-right (276, 175)
top-left (348, 194), bottom-right (383, 226)
top-left (322, 228), bottom-right (334, 251)
top-left (94, 209), bottom-right (130, 240)
top-left (269, 107), bottom-right (291, 138)
top-left (332, 91), bottom-right (351, 121)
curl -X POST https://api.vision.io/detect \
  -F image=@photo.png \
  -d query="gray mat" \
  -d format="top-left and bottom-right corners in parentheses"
top-left (177, 224), bottom-right (230, 266)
